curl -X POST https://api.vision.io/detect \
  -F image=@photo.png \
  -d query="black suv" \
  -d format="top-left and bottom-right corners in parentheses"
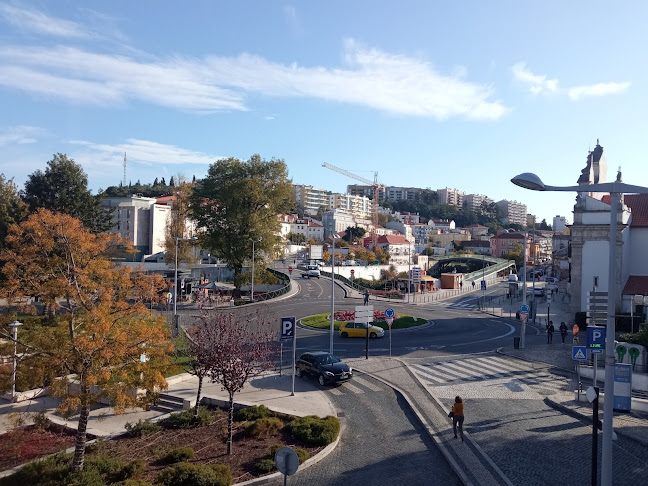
top-left (295, 352), bottom-right (353, 386)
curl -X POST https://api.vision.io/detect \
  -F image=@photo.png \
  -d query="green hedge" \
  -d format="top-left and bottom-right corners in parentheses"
top-left (288, 415), bottom-right (340, 446)
top-left (156, 463), bottom-right (231, 486)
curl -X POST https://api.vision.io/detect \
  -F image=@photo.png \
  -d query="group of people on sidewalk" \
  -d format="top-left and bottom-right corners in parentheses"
top-left (546, 320), bottom-right (569, 344)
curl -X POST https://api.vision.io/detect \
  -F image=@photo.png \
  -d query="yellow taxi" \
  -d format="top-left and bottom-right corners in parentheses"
top-left (338, 322), bottom-right (385, 338)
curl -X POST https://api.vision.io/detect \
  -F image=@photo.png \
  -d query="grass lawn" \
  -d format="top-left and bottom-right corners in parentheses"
top-left (164, 355), bottom-right (192, 378)
top-left (301, 313), bottom-right (425, 331)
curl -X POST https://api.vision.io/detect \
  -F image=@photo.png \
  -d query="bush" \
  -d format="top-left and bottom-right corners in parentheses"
top-left (288, 415), bottom-right (340, 446)
top-left (124, 419), bottom-right (161, 438)
top-left (237, 404), bottom-right (272, 421)
top-left (164, 447), bottom-right (195, 464)
top-left (1, 453), bottom-right (72, 486)
top-left (156, 463), bottom-right (231, 486)
top-left (121, 459), bottom-right (147, 480)
top-left (115, 480), bottom-right (154, 486)
top-left (619, 327), bottom-right (648, 348)
top-left (244, 417), bottom-right (283, 438)
top-left (161, 407), bottom-right (213, 429)
top-left (269, 443), bottom-right (287, 457)
top-left (295, 447), bottom-right (310, 464)
top-left (254, 458), bottom-right (276, 474)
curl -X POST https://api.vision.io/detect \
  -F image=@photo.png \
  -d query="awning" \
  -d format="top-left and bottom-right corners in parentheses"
top-left (622, 276), bottom-right (648, 296)
top-left (197, 281), bottom-right (236, 291)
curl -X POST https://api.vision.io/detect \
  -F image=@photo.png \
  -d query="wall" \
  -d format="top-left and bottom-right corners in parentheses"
top-left (580, 239), bottom-right (609, 311)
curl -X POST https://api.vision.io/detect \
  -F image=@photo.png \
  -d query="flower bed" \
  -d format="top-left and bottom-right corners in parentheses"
top-left (328, 310), bottom-right (400, 322)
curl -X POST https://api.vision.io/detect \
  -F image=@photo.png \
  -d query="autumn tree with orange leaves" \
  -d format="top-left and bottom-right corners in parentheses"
top-left (0, 209), bottom-right (173, 472)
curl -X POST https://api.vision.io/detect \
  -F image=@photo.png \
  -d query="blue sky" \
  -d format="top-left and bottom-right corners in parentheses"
top-left (0, 1), bottom-right (645, 224)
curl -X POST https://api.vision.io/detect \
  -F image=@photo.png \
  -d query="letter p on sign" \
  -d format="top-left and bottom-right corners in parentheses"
top-left (281, 317), bottom-right (296, 341)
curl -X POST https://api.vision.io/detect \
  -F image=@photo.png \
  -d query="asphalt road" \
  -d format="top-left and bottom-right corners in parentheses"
top-left (265, 372), bottom-right (461, 486)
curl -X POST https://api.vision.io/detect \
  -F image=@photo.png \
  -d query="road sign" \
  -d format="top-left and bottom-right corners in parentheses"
top-left (481, 280), bottom-right (487, 290)
top-left (288, 266), bottom-right (293, 274)
top-left (572, 346), bottom-right (587, 360)
top-left (275, 446), bottom-right (299, 476)
top-left (385, 317), bottom-right (394, 327)
top-left (354, 305), bottom-right (374, 324)
top-left (587, 325), bottom-right (606, 350)
top-left (520, 304), bottom-right (530, 314)
top-left (520, 313), bottom-right (528, 324)
top-left (350, 269), bottom-right (355, 275)
top-left (614, 363), bottom-right (632, 411)
top-left (385, 308), bottom-right (395, 318)
top-left (280, 317), bottom-right (296, 341)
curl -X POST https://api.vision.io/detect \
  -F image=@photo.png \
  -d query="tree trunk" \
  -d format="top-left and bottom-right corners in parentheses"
top-left (227, 392), bottom-right (234, 455)
top-left (193, 375), bottom-right (203, 419)
top-left (72, 389), bottom-right (90, 472)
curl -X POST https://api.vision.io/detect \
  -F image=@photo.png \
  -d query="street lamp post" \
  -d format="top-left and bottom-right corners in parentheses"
top-left (7, 320), bottom-right (22, 402)
top-left (250, 238), bottom-right (262, 302)
top-left (520, 232), bottom-right (528, 349)
top-left (330, 232), bottom-right (336, 354)
top-left (511, 171), bottom-right (648, 485)
top-left (174, 236), bottom-right (197, 335)
top-left (407, 244), bottom-right (411, 304)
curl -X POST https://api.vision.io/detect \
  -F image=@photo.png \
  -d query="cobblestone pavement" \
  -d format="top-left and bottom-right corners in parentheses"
top-left (265, 373), bottom-right (461, 486)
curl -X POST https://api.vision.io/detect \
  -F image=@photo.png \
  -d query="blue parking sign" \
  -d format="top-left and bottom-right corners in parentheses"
top-left (587, 326), bottom-right (606, 350)
top-left (280, 317), bottom-right (296, 341)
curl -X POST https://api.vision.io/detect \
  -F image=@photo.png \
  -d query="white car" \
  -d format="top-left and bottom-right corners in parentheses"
top-left (304, 265), bottom-right (321, 279)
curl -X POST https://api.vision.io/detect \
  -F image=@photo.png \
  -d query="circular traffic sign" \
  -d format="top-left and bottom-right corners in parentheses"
top-left (520, 304), bottom-right (529, 314)
top-left (288, 266), bottom-right (293, 273)
top-left (385, 308), bottom-right (395, 318)
top-left (275, 447), bottom-right (299, 476)
top-left (350, 269), bottom-right (355, 274)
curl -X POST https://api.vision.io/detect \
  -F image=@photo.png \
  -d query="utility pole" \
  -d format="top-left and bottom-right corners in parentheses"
top-left (329, 232), bottom-right (336, 354)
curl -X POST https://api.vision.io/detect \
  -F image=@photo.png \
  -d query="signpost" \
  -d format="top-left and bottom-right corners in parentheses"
top-left (350, 269), bottom-right (355, 279)
top-left (355, 305), bottom-right (374, 359)
top-left (275, 446), bottom-right (299, 485)
top-left (613, 363), bottom-right (632, 412)
top-left (280, 317), bottom-right (297, 396)
top-left (288, 266), bottom-right (293, 276)
top-left (573, 345), bottom-right (587, 401)
top-left (587, 326), bottom-right (606, 387)
top-left (385, 308), bottom-right (395, 358)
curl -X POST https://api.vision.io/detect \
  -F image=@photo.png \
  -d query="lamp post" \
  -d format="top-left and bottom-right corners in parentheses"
top-left (330, 232), bottom-right (336, 354)
top-left (520, 232), bottom-right (528, 349)
top-left (511, 171), bottom-right (648, 485)
top-left (407, 244), bottom-right (412, 304)
top-left (174, 236), bottom-right (197, 334)
top-left (7, 320), bottom-right (22, 402)
top-left (250, 237), bottom-right (262, 302)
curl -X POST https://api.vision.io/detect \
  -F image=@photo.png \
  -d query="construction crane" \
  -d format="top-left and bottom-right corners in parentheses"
top-left (322, 162), bottom-right (382, 248)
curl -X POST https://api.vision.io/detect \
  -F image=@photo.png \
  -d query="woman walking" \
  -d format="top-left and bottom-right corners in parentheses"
top-left (452, 396), bottom-right (465, 441)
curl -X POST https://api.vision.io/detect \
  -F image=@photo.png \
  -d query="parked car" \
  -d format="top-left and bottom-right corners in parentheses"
top-left (339, 322), bottom-right (385, 338)
top-left (295, 352), bottom-right (353, 386)
top-left (342, 260), bottom-right (358, 266)
top-left (545, 277), bottom-right (557, 283)
top-left (532, 287), bottom-right (545, 297)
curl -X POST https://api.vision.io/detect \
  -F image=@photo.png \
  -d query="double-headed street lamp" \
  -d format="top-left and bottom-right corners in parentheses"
top-left (174, 236), bottom-right (197, 334)
top-left (511, 171), bottom-right (648, 485)
top-left (250, 237), bottom-right (262, 302)
top-left (7, 320), bottom-right (22, 402)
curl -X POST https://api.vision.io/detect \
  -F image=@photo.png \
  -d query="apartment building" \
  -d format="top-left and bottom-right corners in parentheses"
top-left (553, 215), bottom-right (569, 232)
top-left (437, 188), bottom-right (465, 207)
top-left (347, 184), bottom-right (386, 200)
top-left (463, 193), bottom-right (493, 212)
top-left (496, 199), bottom-right (527, 226)
top-left (329, 193), bottom-right (372, 219)
top-left (280, 214), bottom-right (324, 241)
top-left (322, 209), bottom-right (358, 238)
top-left (294, 184), bottom-right (331, 214)
top-left (347, 184), bottom-right (423, 202)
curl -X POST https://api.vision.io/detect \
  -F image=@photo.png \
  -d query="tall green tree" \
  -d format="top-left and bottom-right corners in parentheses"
top-left (164, 176), bottom-right (196, 265)
top-left (190, 155), bottom-right (293, 286)
top-left (0, 174), bottom-right (28, 248)
top-left (22, 153), bottom-right (113, 233)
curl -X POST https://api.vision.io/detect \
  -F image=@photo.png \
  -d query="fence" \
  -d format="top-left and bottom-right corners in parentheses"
top-left (237, 268), bottom-right (292, 305)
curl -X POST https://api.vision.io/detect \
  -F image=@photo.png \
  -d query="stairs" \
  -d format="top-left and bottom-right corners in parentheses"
top-left (151, 393), bottom-right (185, 413)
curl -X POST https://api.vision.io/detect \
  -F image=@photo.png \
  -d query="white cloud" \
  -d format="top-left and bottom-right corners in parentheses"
top-left (0, 125), bottom-right (44, 146)
top-left (512, 62), bottom-right (558, 95)
top-left (568, 81), bottom-right (631, 101)
top-left (0, 40), bottom-right (509, 120)
top-left (69, 138), bottom-right (223, 167)
top-left (0, 4), bottom-right (90, 38)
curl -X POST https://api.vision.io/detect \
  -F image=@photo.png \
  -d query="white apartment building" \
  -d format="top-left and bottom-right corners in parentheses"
top-left (329, 193), bottom-right (372, 219)
top-left (279, 215), bottom-right (324, 241)
top-left (385, 221), bottom-right (415, 243)
top-left (553, 215), bottom-right (569, 232)
top-left (496, 199), bottom-right (527, 226)
top-left (463, 193), bottom-right (494, 212)
top-left (322, 209), bottom-right (358, 238)
top-left (437, 188), bottom-right (465, 206)
top-left (347, 184), bottom-right (423, 202)
top-left (294, 185), bottom-right (331, 214)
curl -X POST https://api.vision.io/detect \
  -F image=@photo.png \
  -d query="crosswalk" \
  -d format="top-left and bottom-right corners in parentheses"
top-left (411, 355), bottom-right (570, 398)
top-left (326, 375), bottom-right (384, 396)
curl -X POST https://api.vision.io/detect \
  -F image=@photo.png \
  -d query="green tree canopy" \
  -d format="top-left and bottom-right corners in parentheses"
top-left (22, 153), bottom-right (113, 233)
top-left (0, 174), bottom-right (28, 249)
top-left (190, 155), bottom-right (294, 285)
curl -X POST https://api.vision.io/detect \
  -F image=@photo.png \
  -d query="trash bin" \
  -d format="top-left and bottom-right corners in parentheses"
top-left (513, 336), bottom-right (520, 349)
top-left (229, 299), bottom-right (235, 307)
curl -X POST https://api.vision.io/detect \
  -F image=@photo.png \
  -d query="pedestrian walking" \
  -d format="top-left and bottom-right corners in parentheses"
top-left (559, 321), bottom-right (568, 343)
top-left (472, 281), bottom-right (475, 289)
top-left (460, 281), bottom-right (463, 290)
top-left (547, 320), bottom-right (555, 344)
top-left (450, 396), bottom-right (464, 441)
top-left (363, 289), bottom-right (369, 305)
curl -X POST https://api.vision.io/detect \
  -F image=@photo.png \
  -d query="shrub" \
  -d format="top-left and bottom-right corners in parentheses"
top-left (619, 327), bottom-right (648, 348)
top-left (164, 447), bottom-right (195, 464)
top-left (83, 454), bottom-right (129, 483)
top-left (1, 453), bottom-right (72, 486)
top-left (124, 419), bottom-right (161, 438)
top-left (156, 463), bottom-right (231, 486)
top-left (237, 404), bottom-right (272, 421)
top-left (295, 447), bottom-right (310, 463)
top-left (244, 417), bottom-right (283, 438)
top-left (121, 459), bottom-right (147, 479)
top-left (115, 480), bottom-right (154, 486)
top-left (288, 415), bottom-right (340, 446)
top-left (161, 407), bottom-right (212, 429)
top-left (254, 458), bottom-right (276, 474)
top-left (269, 443), bottom-right (287, 457)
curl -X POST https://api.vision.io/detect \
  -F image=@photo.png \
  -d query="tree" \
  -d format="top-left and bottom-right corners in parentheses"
top-left (287, 232), bottom-right (306, 244)
top-left (164, 177), bottom-right (196, 266)
top-left (0, 174), bottom-right (28, 249)
top-left (0, 210), bottom-right (172, 472)
top-left (169, 176), bottom-right (175, 187)
top-left (539, 218), bottom-right (552, 230)
top-left (177, 325), bottom-right (212, 420)
top-left (198, 308), bottom-right (276, 454)
top-left (343, 226), bottom-right (366, 243)
top-left (190, 155), bottom-right (294, 288)
top-left (22, 153), bottom-right (113, 233)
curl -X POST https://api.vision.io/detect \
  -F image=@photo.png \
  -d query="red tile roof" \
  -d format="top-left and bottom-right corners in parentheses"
top-left (601, 194), bottom-right (648, 227)
top-left (622, 276), bottom-right (648, 295)
top-left (377, 234), bottom-right (410, 245)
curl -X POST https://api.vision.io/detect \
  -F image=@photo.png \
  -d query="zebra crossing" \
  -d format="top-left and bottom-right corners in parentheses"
top-left (433, 298), bottom-right (479, 310)
top-left (326, 375), bottom-right (385, 396)
top-left (411, 355), bottom-right (570, 399)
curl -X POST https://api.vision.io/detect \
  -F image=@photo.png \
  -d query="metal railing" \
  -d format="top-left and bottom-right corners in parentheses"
top-left (238, 268), bottom-right (292, 305)
top-left (320, 269), bottom-right (405, 300)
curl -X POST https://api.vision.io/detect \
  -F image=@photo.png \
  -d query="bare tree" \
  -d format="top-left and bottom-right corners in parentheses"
top-left (177, 324), bottom-right (213, 420)
top-left (199, 307), bottom-right (277, 454)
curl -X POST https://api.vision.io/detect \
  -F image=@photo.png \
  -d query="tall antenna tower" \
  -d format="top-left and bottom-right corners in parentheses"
top-left (123, 152), bottom-right (127, 186)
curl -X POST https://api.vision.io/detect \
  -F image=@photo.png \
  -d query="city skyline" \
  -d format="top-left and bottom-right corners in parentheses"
top-left (1, 2), bottom-right (645, 223)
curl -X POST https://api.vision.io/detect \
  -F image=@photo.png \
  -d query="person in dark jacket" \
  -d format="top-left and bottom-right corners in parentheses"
top-left (547, 320), bottom-right (555, 343)
top-left (559, 321), bottom-right (568, 343)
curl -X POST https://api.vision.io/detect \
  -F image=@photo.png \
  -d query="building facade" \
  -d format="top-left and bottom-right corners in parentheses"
top-left (496, 199), bottom-right (527, 226)
top-left (463, 193), bottom-right (494, 212)
top-left (294, 185), bottom-right (331, 215)
top-left (437, 188), bottom-right (465, 207)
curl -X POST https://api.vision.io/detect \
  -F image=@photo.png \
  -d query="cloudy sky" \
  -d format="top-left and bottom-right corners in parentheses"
top-left (0, 1), bottom-right (644, 223)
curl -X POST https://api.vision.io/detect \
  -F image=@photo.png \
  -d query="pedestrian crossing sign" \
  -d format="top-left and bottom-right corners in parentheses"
top-left (572, 346), bottom-right (587, 360)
